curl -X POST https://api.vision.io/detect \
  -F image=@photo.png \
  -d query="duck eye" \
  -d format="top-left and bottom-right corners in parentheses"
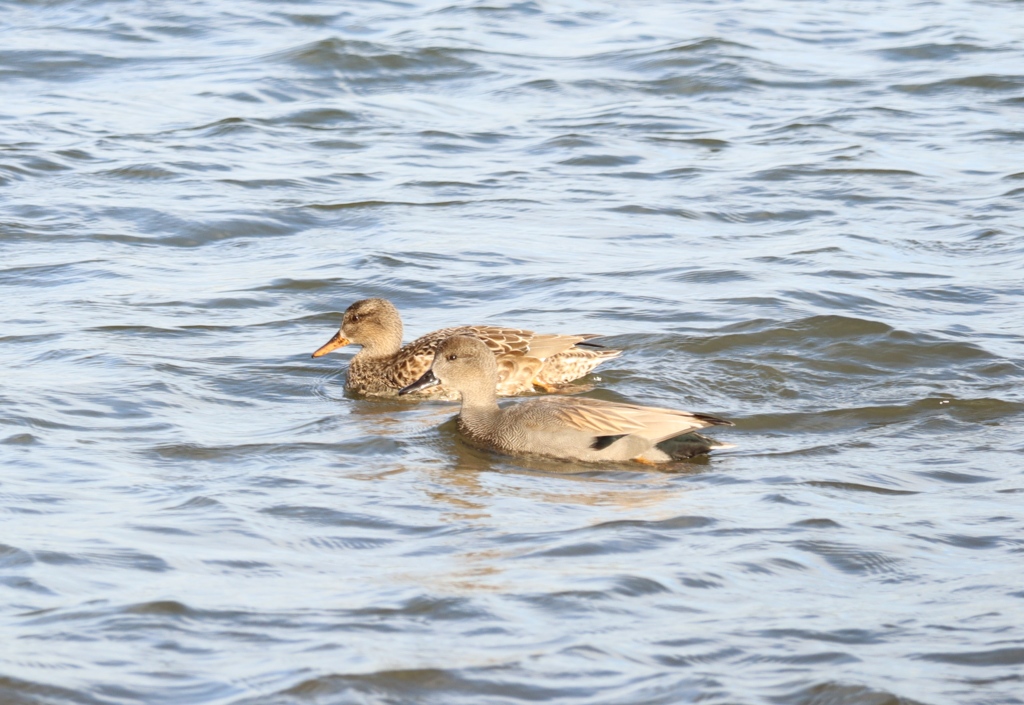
top-left (350, 314), bottom-right (360, 323)
top-left (447, 353), bottom-right (458, 361)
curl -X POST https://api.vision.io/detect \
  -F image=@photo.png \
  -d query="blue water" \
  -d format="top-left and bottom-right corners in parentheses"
top-left (2, 1), bottom-right (1023, 703)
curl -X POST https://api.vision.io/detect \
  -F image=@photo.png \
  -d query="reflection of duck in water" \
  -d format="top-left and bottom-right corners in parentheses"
top-left (312, 298), bottom-right (621, 400)
top-left (401, 335), bottom-right (734, 463)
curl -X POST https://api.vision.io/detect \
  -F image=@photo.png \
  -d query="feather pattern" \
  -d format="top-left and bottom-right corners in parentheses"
top-left (406, 335), bottom-right (734, 464)
top-left (312, 299), bottom-right (621, 399)
top-left (542, 397), bottom-right (727, 443)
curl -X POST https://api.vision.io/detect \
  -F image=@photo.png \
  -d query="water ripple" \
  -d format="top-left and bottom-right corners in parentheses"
top-left (2, 0), bottom-right (1023, 702)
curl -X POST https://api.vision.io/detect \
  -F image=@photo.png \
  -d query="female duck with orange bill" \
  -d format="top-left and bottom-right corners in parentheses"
top-left (312, 298), bottom-right (622, 400)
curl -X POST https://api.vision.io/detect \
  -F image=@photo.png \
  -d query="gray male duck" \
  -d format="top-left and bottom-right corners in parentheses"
top-left (401, 335), bottom-right (734, 463)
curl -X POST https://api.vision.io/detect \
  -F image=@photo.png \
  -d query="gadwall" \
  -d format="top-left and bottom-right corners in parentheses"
top-left (312, 298), bottom-right (621, 399)
top-left (400, 335), bottom-right (734, 463)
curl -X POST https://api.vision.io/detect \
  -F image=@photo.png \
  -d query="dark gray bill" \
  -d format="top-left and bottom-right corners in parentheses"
top-left (399, 369), bottom-right (440, 395)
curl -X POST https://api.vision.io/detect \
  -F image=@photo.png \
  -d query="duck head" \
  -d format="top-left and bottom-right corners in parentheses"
top-left (311, 298), bottom-right (403, 358)
top-left (399, 335), bottom-right (498, 396)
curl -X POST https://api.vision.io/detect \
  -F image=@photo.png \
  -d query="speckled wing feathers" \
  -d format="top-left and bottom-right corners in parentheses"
top-left (404, 326), bottom-right (598, 359)
top-left (464, 326), bottom-right (538, 356)
top-left (535, 347), bottom-right (622, 387)
top-left (495, 354), bottom-right (544, 395)
top-left (362, 323), bottom-right (619, 396)
top-left (515, 333), bottom-right (591, 360)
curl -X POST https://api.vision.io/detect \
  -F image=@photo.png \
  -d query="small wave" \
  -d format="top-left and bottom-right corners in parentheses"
top-left (306, 199), bottom-right (468, 211)
top-left (265, 666), bottom-right (568, 704)
top-left (0, 49), bottom-right (128, 81)
top-left (803, 481), bottom-right (917, 496)
top-left (771, 680), bottom-right (928, 705)
top-left (611, 38), bottom-right (756, 73)
top-left (740, 397), bottom-right (1022, 434)
top-left (792, 540), bottom-right (906, 579)
top-left (0, 674), bottom-right (104, 705)
top-left (96, 164), bottom-right (181, 181)
top-left (605, 204), bottom-right (701, 219)
top-left (270, 38), bottom-right (487, 88)
top-left (916, 647), bottom-right (1024, 666)
top-left (875, 42), bottom-right (995, 62)
top-left (895, 74), bottom-right (1024, 94)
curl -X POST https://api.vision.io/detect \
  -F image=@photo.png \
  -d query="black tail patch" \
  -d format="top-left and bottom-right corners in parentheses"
top-left (692, 412), bottom-right (734, 427)
top-left (591, 434), bottom-right (627, 450)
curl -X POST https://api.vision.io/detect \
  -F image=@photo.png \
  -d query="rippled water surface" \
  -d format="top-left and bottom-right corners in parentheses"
top-left (3, 0), bottom-right (1024, 703)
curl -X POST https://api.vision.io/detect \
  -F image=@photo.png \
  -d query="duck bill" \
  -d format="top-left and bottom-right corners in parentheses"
top-left (311, 332), bottom-right (350, 358)
top-left (399, 369), bottom-right (440, 395)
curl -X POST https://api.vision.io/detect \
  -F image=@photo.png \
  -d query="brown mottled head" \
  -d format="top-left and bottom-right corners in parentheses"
top-left (312, 298), bottom-right (404, 358)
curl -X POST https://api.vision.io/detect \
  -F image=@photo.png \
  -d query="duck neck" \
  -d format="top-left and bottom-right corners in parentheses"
top-left (456, 385), bottom-right (502, 440)
top-left (355, 324), bottom-right (404, 360)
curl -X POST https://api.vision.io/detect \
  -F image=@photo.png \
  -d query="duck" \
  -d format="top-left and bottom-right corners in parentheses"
top-left (311, 298), bottom-right (622, 399)
top-left (399, 335), bottom-right (734, 463)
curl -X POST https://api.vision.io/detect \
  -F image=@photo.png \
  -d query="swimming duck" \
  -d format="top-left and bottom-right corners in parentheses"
top-left (312, 298), bottom-right (622, 399)
top-left (400, 335), bottom-right (734, 463)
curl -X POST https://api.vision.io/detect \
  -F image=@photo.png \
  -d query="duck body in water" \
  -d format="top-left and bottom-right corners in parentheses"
top-left (312, 298), bottom-right (621, 400)
top-left (401, 335), bottom-right (733, 463)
